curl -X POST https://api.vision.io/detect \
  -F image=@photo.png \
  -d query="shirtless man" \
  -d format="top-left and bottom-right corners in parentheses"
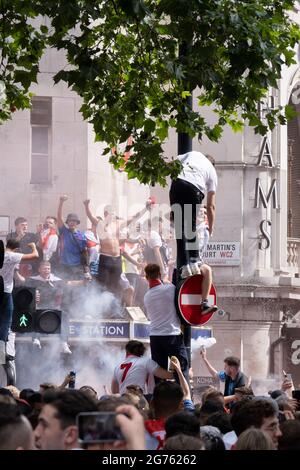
top-left (83, 199), bottom-right (149, 297)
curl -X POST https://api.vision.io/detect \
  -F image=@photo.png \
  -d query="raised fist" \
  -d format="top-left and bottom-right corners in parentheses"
top-left (27, 242), bottom-right (36, 249)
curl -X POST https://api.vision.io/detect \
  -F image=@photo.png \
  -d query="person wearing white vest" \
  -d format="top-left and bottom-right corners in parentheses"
top-left (169, 151), bottom-right (217, 278)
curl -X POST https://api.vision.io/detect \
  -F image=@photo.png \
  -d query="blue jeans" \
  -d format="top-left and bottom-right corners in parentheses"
top-left (0, 293), bottom-right (14, 342)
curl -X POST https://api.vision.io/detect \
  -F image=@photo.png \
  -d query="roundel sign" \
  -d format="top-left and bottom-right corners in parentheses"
top-left (176, 274), bottom-right (217, 326)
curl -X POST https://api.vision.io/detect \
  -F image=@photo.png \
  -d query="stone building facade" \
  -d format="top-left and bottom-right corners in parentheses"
top-left (1, 14), bottom-right (300, 391)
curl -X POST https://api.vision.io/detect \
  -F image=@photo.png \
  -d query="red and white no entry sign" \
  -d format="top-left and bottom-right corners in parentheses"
top-left (176, 274), bottom-right (217, 326)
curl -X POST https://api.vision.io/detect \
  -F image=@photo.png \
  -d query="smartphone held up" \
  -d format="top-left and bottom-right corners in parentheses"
top-left (77, 412), bottom-right (125, 444)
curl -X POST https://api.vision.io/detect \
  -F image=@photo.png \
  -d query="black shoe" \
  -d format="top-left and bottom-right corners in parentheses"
top-left (201, 302), bottom-right (218, 314)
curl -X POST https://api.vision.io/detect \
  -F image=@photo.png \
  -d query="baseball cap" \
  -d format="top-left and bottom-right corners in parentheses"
top-left (66, 213), bottom-right (80, 224)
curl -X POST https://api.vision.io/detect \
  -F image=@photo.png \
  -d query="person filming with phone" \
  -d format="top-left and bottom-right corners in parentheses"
top-left (77, 405), bottom-right (146, 450)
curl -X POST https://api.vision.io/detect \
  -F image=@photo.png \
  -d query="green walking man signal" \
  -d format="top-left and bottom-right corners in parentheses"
top-left (19, 314), bottom-right (29, 327)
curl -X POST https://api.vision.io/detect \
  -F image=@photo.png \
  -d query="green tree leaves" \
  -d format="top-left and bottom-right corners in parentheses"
top-left (1, 0), bottom-right (299, 185)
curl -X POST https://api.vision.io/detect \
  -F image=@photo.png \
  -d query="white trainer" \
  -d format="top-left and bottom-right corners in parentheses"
top-left (32, 338), bottom-right (42, 349)
top-left (180, 264), bottom-right (192, 278)
top-left (61, 342), bottom-right (72, 354)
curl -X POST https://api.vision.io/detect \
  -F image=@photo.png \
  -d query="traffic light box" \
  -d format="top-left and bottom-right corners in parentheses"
top-left (12, 287), bottom-right (61, 334)
top-left (35, 309), bottom-right (62, 334)
top-left (12, 286), bottom-right (35, 332)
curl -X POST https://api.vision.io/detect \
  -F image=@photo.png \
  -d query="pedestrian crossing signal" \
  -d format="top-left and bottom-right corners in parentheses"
top-left (11, 287), bottom-right (61, 334)
top-left (12, 287), bottom-right (36, 333)
top-left (12, 311), bottom-right (34, 332)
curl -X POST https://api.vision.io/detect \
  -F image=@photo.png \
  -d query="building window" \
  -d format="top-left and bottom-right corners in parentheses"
top-left (30, 97), bottom-right (52, 183)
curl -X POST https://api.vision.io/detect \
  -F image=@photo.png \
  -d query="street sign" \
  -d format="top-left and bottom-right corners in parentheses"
top-left (176, 274), bottom-right (217, 326)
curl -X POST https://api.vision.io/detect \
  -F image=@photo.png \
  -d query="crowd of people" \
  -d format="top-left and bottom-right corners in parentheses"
top-left (0, 195), bottom-right (182, 356)
top-left (2, 150), bottom-right (295, 452)
top-left (0, 343), bottom-right (300, 451)
top-left (0, 185), bottom-right (214, 357)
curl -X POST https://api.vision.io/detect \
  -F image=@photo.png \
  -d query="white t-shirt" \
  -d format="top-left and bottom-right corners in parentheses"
top-left (147, 231), bottom-right (162, 249)
top-left (144, 283), bottom-right (182, 336)
top-left (40, 228), bottom-right (59, 261)
top-left (123, 241), bottom-right (139, 275)
top-left (0, 251), bottom-right (23, 293)
top-left (177, 151), bottom-right (218, 194)
top-left (113, 354), bottom-right (160, 394)
top-left (85, 230), bottom-right (100, 264)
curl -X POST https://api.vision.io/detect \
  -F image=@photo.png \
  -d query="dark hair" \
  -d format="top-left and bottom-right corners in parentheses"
top-left (231, 399), bottom-right (277, 436)
top-left (224, 356), bottom-right (240, 368)
top-left (278, 420), bottom-right (300, 450)
top-left (144, 264), bottom-right (161, 280)
top-left (206, 411), bottom-right (233, 434)
top-left (0, 388), bottom-right (14, 398)
top-left (15, 217), bottom-right (27, 226)
top-left (121, 392), bottom-right (149, 417)
top-left (42, 389), bottom-right (98, 430)
top-left (201, 399), bottom-right (224, 415)
top-left (0, 399), bottom-right (32, 450)
top-left (164, 433), bottom-right (204, 450)
top-left (165, 411), bottom-right (200, 439)
top-left (46, 216), bottom-right (57, 223)
top-left (268, 389), bottom-right (285, 400)
top-left (39, 383), bottom-right (56, 393)
top-left (152, 382), bottom-right (183, 418)
top-left (125, 340), bottom-right (146, 357)
top-left (19, 388), bottom-right (35, 402)
top-left (79, 386), bottom-right (98, 399)
top-left (6, 239), bottom-right (20, 250)
top-left (97, 396), bottom-right (132, 411)
top-left (126, 384), bottom-right (144, 396)
top-left (235, 386), bottom-right (254, 397)
top-left (201, 389), bottom-right (224, 405)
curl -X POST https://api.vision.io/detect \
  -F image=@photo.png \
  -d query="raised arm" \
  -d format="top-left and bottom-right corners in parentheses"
top-left (206, 191), bottom-right (216, 236)
top-left (170, 356), bottom-right (191, 401)
top-left (119, 200), bottom-right (150, 231)
top-left (122, 249), bottom-right (143, 269)
top-left (57, 195), bottom-right (68, 228)
top-left (83, 199), bottom-right (99, 231)
top-left (200, 347), bottom-right (219, 380)
top-left (21, 242), bottom-right (39, 261)
top-left (152, 245), bottom-right (169, 283)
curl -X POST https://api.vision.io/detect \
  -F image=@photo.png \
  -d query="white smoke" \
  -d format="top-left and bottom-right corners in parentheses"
top-left (15, 284), bottom-right (128, 395)
top-left (191, 336), bottom-right (216, 355)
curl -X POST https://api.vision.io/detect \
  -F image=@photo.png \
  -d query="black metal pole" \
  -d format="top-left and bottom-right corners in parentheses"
top-left (177, 94), bottom-right (193, 155)
top-left (177, 43), bottom-right (192, 369)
